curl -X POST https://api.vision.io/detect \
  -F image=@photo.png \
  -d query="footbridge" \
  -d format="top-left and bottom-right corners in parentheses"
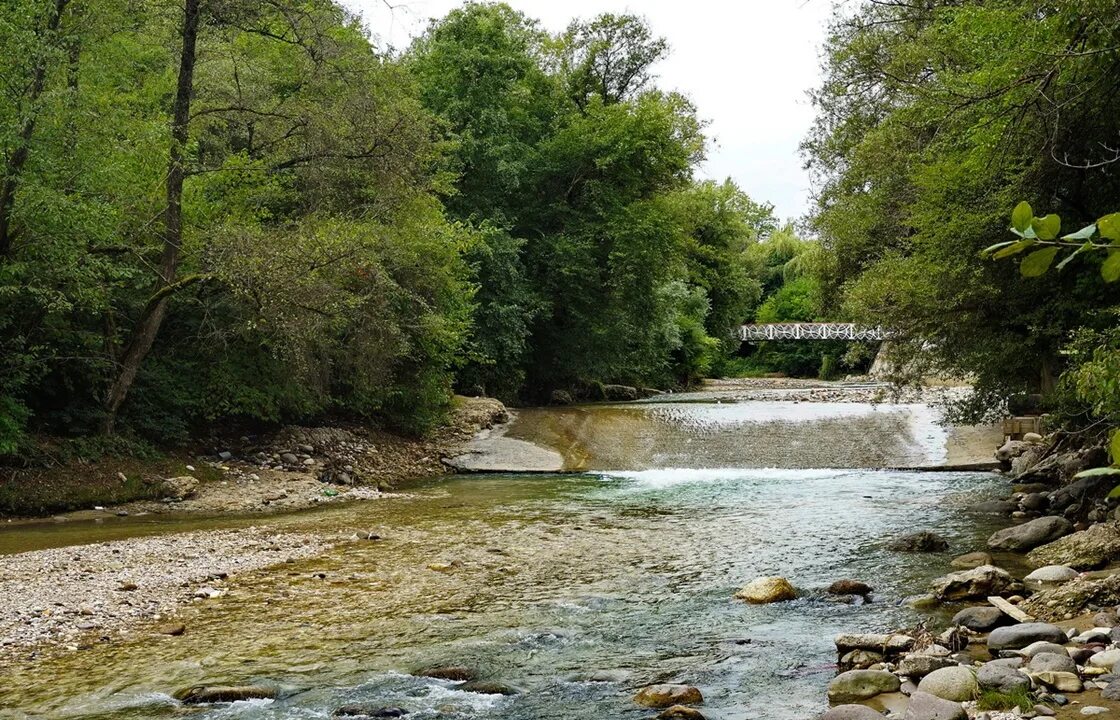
top-left (738, 323), bottom-right (888, 342)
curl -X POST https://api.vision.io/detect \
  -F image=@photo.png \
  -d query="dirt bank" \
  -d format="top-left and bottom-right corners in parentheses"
top-left (2, 396), bottom-right (507, 520)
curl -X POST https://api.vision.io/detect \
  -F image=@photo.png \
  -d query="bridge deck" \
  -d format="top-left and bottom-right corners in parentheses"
top-left (738, 323), bottom-right (886, 341)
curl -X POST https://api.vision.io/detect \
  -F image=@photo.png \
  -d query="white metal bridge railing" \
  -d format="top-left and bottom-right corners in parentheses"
top-left (738, 323), bottom-right (888, 342)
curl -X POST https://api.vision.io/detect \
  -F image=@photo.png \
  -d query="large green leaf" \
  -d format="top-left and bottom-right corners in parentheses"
top-left (1108, 483), bottom-right (1120, 500)
top-left (1020, 247), bottom-right (1059, 277)
top-left (993, 239), bottom-right (1034, 259)
top-left (1099, 213), bottom-right (1120, 242)
top-left (1011, 201), bottom-right (1033, 232)
top-left (1103, 251), bottom-right (1120, 283)
top-left (1076, 466), bottom-right (1120, 480)
top-left (1031, 214), bottom-right (1061, 240)
top-left (1062, 223), bottom-right (1097, 241)
top-left (980, 240), bottom-right (1017, 257)
top-left (1112, 430), bottom-right (1120, 464)
top-left (1055, 241), bottom-right (1092, 271)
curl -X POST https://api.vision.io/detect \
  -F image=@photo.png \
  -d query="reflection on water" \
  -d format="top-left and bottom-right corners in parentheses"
top-left (0, 467), bottom-right (1008, 720)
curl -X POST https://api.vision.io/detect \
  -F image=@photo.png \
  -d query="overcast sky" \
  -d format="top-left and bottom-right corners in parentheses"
top-left (343, 1), bottom-right (834, 221)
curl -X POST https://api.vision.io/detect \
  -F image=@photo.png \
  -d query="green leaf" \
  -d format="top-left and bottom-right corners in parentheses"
top-left (993, 239), bottom-right (1034, 259)
top-left (1062, 223), bottom-right (1097, 241)
top-left (1011, 201), bottom-right (1033, 232)
top-left (1031, 214), bottom-right (1061, 240)
top-left (1103, 251), bottom-right (1120, 283)
top-left (1099, 213), bottom-right (1120, 242)
top-left (1055, 241), bottom-right (1092, 271)
top-left (1112, 430), bottom-right (1120, 464)
top-left (1020, 247), bottom-right (1059, 277)
top-left (1108, 483), bottom-right (1120, 500)
top-left (980, 241), bottom-right (1017, 257)
top-left (1076, 466), bottom-right (1120, 480)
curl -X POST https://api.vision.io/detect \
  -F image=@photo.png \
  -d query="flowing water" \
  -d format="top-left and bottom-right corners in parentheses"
top-left (0, 398), bottom-right (1007, 720)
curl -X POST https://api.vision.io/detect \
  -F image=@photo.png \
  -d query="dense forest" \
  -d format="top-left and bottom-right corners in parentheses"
top-left (2, 0), bottom-right (1117, 457)
top-left (805, 0), bottom-right (1120, 425)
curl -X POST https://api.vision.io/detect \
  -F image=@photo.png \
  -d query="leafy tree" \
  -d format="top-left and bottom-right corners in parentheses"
top-left (804, 0), bottom-right (1120, 419)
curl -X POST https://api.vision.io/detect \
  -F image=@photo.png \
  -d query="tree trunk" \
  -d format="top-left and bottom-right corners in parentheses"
top-left (101, 0), bottom-right (200, 434)
top-left (0, 0), bottom-right (70, 258)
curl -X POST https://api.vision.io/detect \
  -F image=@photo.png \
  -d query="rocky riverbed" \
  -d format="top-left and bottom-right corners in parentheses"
top-left (808, 432), bottom-right (1120, 720)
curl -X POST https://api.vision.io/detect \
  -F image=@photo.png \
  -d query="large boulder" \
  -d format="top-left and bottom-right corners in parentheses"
top-left (950, 606), bottom-right (1007, 632)
top-left (1021, 572), bottom-right (1120, 620)
top-left (835, 633), bottom-right (915, 657)
top-left (915, 666), bottom-right (977, 702)
top-left (827, 670), bottom-right (901, 705)
top-left (888, 531), bottom-right (949, 553)
top-left (987, 516), bottom-right (1073, 552)
top-left (987, 623), bottom-right (1068, 652)
top-left (1049, 473), bottom-right (1116, 512)
top-left (160, 475), bottom-right (199, 500)
top-left (902, 691), bottom-right (967, 720)
top-left (820, 706), bottom-right (884, 720)
top-left (977, 663), bottom-right (1030, 694)
top-left (603, 384), bottom-right (640, 401)
top-left (970, 500), bottom-right (1016, 516)
top-left (735, 576), bottom-right (797, 604)
top-left (930, 565), bottom-right (1013, 601)
top-left (1028, 522), bottom-right (1120, 569)
top-left (1018, 641), bottom-right (1068, 659)
top-left (634, 684), bottom-right (703, 709)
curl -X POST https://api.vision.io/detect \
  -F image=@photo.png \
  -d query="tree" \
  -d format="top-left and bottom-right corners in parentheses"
top-left (804, 0), bottom-right (1120, 418)
top-left (559, 13), bottom-right (669, 110)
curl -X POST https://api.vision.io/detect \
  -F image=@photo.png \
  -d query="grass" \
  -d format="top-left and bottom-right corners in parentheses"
top-left (975, 687), bottom-right (1035, 713)
top-left (0, 436), bottom-right (223, 517)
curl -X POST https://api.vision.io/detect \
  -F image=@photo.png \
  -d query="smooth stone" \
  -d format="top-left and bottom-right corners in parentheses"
top-left (1025, 565), bottom-right (1079, 584)
top-left (459, 681), bottom-right (521, 696)
top-left (1102, 679), bottom-right (1120, 700)
top-left (657, 707), bottom-right (706, 720)
top-left (333, 707), bottom-right (407, 718)
top-left (634, 684), bottom-right (703, 709)
top-left (988, 657), bottom-right (1025, 669)
top-left (1081, 708), bottom-right (1109, 716)
top-left (174, 685), bottom-right (278, 704)
top-left (417, 666), bottom-right (476, 682)
top-left (988, 516), bottom-right (1073, 552)
top-left (1018, 641), bottom-right (1069, 659)
top-left (842, 649), bottom-right (885, 669)
top-left (897, 654), bottom-right (957, 679)
top-left (951, 551), bottom-right (994, 569)
top-left (988, 623), bottom-right (1068, 651)
top-left (888, 531), bottom-right (949, 552)
top-left (951, 606), bottom-right (1006, 632)
top-left (735, 576), bottom-right (797, 604)
top-left (977, 662), bottom-right (1031, 694)
top-left (1034, 704), bottom-right (1057, 716)
top-left (1093, 650), bottom-right (1120, 668)
top-left (1030, 670), bottom-right (1083, 692)
top-left (820, 706), bottom-right (885, 720)
top-left (835, 634), bottom-right (915, 655)
top-left (901, 690), bottom-right (966, 720)
top-left (971, 501), bottom-right (1016, 516)
top-left (829, 579), bottom-right (874, 596)
top-left (828, 670), bottom-right (901, 705)
top-left (916, 666), bottom-right (977, 702)
top-left (931, 565), bottom-right (1013, 601)
top-left (1030, 652), bottom-right (1077, 674)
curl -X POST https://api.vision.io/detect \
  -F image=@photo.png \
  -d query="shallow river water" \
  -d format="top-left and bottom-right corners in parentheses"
top-left (0, 399), bottom-right (1008, 720)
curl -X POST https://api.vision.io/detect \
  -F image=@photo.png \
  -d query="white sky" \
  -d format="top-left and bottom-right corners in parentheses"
top-left (343, 0), bottom-right (834, 221)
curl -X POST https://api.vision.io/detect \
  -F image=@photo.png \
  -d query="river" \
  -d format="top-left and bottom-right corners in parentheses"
top-left (0, 394), bottom-right (1008, 720)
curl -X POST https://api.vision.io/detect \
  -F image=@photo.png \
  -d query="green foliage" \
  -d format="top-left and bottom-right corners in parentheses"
top-left (976, 687), bottom-right (1034, 713)
top-left (983, 203), bottom-right (1120, 282)
top-left (805, 0), bottom-right (1120, 420)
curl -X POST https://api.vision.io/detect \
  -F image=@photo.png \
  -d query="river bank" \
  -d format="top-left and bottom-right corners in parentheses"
top-left (1, 396), bottom-right (507, 520)
top-left (817, 433), bottom-right (1120, 720)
